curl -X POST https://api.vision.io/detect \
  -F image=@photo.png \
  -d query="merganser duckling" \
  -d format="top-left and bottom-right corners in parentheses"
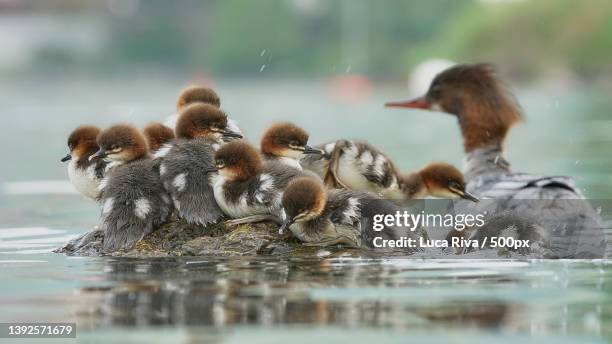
top-left (164, 85), bottom-right (243, 139)
top-left (301, 140), bottom-right (477, 202)
top-left (279, 177), bottom-right (423, 249)
top-left (300, 140), bottom-right (400, 190)
top-left (93, 124), bottom-right (172, 252)
top-left (386, 63), bottom-right (605, 257)
top-left (158, 103), bottom-right (243, 226)
top-left (260, 122), bottom-right (324, 169)
top-left (399, 162), bottom-right (479, 202)
top-left (143, 122), bottom-right (175, 154)
top-left (61, 125), bottom-right (107, 200)
top-left (208, 141), bottom-right (310, 225)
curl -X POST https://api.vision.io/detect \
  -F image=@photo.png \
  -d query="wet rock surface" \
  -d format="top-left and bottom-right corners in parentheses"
top-left (55, 217), bottom-right (308, 257)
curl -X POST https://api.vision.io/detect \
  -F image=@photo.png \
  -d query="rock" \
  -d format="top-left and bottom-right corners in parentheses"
top-left (55, 217), bottom-right (304, 257)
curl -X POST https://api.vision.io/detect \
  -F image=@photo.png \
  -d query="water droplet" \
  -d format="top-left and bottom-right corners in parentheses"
top-left (260, 49), bottom-right (266, 56)
top-left (575, 160), bottom-right (580, 165)
top-left (259, 65), bottom-right (266, 72)
top-left (596, 207), bottom-right (602, 215)
top-left (345, 66), bottom-right (352, 73)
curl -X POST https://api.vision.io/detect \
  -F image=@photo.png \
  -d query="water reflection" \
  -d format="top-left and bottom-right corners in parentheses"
top-left (70, 257), bottom-right (610, 338)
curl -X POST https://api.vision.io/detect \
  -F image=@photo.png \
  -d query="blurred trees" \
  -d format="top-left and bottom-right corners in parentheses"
top-left (15, 0), bottom-right (612, 82)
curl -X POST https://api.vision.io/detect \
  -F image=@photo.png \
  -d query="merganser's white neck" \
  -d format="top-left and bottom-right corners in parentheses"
top-left (463, 143), bottom-right (510, 182)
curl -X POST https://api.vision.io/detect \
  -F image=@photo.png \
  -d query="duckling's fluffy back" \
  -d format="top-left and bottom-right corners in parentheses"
top-left (98, 159), bottom-right (172, 252)
top-left (158, 138), bottom-right (224, 226)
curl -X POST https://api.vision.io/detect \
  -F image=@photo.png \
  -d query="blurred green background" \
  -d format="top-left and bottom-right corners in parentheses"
top-left (0, 0), bottom-right (611, 197)
top-left (4, 0), bottom-right (612, 81)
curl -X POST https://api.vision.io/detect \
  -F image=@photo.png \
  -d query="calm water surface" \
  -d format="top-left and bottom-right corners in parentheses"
top-left (0, 77), bottom-right (611, 343)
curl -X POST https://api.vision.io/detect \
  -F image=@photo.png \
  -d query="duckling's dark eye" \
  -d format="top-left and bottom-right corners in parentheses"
top-left (448, 181), bottom-right (461, 189)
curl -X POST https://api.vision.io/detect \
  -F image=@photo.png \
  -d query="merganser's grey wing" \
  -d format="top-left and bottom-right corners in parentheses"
top-left (159, 139), bottom-right (224, 226)
top-left (98, 160), bottom-right (172, 253)
top-left (458, 173), bottom-right (605, 258)
top-left (467, 173), bottom-right (584, 199)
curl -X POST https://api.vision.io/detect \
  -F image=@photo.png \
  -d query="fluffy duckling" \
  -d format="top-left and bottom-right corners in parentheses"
top-left (260, 122), bottom-right (324, 169)
top-left (164, 85), bottom-right (243, 139)
top-left (301, 140), bottom-right (477, 202)
top-left (143, 122), bottom-right (175, 154)
top-left (386, 63), bottom-right (604, 257)
top-left (280, 177), bottom-right (423, 249)
top-left (93, 124), bottom-right (172, 253)
top-left (61, 125), bottom-right (107, 200)
top-left (208, 141), bottom-right (311, 225)
top-left (158, 103), bottom-right (242, 226)
top-left (398, 162), bottom-right (478, 202)
top-left (300, 140), bottom-right (399, 190)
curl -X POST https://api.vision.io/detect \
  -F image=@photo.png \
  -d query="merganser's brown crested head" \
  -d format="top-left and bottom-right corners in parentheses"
top-left (280, 177), bottom-right (328, 232)
top-left (91, 124), bottom-right (148, 163)
top-left (211, 141), bottom-right (263, 181)
top-left (261, 122), bottom-right (324, 159)
top-left (386, 63), bottom-right (523, 152)
top-left (400, 162), bottom-right (478, 202)
top-left (176, 85), bottom-right (221, 111)
top-left (175, 103), bottom-right (242, 140)
top-left (62, 125), bottom-right (101, 163)
top-left (143, 122), bottom-right (175, 153)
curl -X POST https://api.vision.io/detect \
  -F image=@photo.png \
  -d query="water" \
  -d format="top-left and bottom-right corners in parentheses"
top-left (1, 76), bottom-right (612, 342)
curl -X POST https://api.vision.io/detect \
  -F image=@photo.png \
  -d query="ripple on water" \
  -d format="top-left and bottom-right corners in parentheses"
top-left (0, 227), bottom-right (77, 255)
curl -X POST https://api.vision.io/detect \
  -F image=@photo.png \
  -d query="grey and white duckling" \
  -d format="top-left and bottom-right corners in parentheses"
top-left (163, 85), bottom-right (243, 140)
top-left (143, 122), bottom-right (175, 154)
top-left (260, 122), bottom-right (324, 169)
top-left (301, 140), bottom-right (477, 202)
top-left (300, 139), bottom-right (400, 190)
top-left (208, 141), bottom-right (310, 226)
top-left (279, 177), bottom-right (424, 250)
top-left (158, 103), bottom-right (243, 226)
top-left (61, 125), bottom-right (107, 200)
top-left (386, 63), bottom-right (605, 258)
top-left (93, 124), bottom-right (172, 253)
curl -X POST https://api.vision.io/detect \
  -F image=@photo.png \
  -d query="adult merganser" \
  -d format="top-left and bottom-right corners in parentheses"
top-left (61, 125), bottom-right (107, 200)
top-left (92, 124), bottom-right (172, 252)
top-left (260, 122), bottom-right (324, 169)
top-left (143, 122), bottom-right (175, 154)
top-left (164, 85), bottom-right (243, 139)
top-left (300, 140), bottom-right (477, 202)
top-left (158, 103), bottom-right (243, 226)
top-left (386, 63), bottom-right (605, 258)
top-left (208, 141), bottom-right (309, 225)
top-left (279, 177), bottom-right (424, 249)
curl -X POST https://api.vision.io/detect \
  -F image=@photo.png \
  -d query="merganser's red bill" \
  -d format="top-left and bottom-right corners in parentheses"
top-left (385, 97), bottom-right (431, 110)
